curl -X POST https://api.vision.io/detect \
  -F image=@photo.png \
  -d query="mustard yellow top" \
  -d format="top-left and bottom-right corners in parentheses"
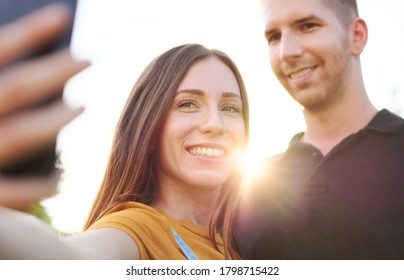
top-left (88, 202), bottom-right (225, 260)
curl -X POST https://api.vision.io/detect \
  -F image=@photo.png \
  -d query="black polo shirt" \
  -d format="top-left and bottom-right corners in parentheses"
top-left (235, 109), bottom-right (404, 259)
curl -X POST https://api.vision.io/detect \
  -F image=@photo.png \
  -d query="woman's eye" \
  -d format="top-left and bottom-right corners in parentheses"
top-left (178, 99), bottom-right (198, 108)
top-left (222, 103), bottom-right (241, 113)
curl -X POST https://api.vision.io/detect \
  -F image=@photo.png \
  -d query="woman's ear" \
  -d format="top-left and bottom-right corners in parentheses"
top-left (350, 18), bottom-right (368, 56)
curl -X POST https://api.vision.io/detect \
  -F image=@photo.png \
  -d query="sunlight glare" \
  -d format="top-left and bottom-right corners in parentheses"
top-left (237, 149), bottom-right (268, 193)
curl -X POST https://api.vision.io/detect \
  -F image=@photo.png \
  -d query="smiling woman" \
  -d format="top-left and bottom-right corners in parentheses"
top-left (0, 43), bottom-right (249, 260)
top-left (157, 56), bottom-right (246, 192)
top-left (84, 44), bottom-right (250, 260)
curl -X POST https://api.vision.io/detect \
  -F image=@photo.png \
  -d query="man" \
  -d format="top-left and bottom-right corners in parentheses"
top-left (235, 0), bottom-right (404, 259)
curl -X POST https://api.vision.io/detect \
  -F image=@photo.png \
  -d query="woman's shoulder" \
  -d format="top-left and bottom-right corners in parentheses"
top-left (88, 202), bottom-right (179, 259)
top-left (92, 201), bottom-right (169, 229)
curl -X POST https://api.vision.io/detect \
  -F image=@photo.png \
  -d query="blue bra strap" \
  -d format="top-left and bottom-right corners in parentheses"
top-left (171, 227), bottom-right (199, 260)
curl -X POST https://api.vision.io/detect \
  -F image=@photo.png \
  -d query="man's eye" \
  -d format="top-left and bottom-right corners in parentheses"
top-left (301, 23), bottom-right (318, 31)
top-left (266, 33), bottom-right (281, 45)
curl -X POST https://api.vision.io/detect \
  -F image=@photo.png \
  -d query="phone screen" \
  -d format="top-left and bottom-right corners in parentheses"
top-left (0, 0), bottom-right (77, 59)
top-left (0, 0), bottom-right (77, 25)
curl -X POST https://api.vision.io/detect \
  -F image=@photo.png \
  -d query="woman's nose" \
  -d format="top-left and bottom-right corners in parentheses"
top-left (199, 108), bottom-right (225, 136)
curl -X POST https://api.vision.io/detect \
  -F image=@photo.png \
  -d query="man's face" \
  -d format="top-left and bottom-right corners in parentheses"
top-left (262, 0), bottom-right (353, 111)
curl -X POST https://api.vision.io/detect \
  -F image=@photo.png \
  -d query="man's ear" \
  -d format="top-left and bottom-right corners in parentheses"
top-left (350, 18), bottom-right (368, 56)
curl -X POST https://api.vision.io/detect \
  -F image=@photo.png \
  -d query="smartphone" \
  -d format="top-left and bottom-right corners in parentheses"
top-left (0, 0), bottom-right (78, 177)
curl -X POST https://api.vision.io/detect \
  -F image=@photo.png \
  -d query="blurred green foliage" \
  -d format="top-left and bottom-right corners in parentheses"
top-left (26, 202), bottom-right (52, 226)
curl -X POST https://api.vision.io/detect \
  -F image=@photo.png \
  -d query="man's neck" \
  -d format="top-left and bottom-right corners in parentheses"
top-left (301, 97), bottom-right (377, 156)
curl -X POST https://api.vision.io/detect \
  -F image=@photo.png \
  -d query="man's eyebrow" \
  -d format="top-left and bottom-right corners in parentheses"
top-left (264, 14), bottom-right (323, 36)
top-left (294, 15), bottom-right (323, 25)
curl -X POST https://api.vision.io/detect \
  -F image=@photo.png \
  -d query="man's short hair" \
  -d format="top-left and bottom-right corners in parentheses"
top-left (321, 0), bottom-right (359, 25)
top-left (261, 0), bottom-right (359, 26)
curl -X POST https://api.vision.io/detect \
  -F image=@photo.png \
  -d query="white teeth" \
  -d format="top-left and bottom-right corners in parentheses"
top-left (189, 147), bottom-right (224, 158)
top-left (290, 67), bottom-right (313, 79)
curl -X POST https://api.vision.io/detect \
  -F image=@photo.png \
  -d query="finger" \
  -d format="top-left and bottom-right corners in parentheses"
top-left (0, 169), bottom-right (62, 210)
top-left (0, 50), bottom-right (90, 117)
top-left (0, 3), bottom-right (73, 67)
top-left (0, 100), bottom-right (84, 166)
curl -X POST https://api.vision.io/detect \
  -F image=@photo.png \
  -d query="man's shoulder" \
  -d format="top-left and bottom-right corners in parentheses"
top-left (268, 152), bottom-right (285, 161)
top-left (244, 152), bottom-right (288, 195)
top-left (367, 109), bottom-right (404, 135)
top-left (261, 151), bottom-right (289, 169)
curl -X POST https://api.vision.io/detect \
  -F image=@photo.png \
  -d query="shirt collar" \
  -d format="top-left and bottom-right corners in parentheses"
top-left (365, 109), bottom-right (404, 134)
top-left (290, 109), bottom-right (403, 144)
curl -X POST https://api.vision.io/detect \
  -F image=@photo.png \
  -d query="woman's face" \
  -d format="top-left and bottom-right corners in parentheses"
top-left (157, 56), bottom-right (245, 192)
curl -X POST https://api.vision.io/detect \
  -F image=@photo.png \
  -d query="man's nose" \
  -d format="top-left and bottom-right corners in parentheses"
top-left (279, 33), bottom-right (303, 61)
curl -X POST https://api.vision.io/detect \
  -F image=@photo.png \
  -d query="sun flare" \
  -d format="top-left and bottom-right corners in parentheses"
top-left (236, 149), bottom-right (269, 193)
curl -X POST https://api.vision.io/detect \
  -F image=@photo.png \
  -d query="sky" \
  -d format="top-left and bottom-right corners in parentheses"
top-left (43, 0), bottom-right (404, 233)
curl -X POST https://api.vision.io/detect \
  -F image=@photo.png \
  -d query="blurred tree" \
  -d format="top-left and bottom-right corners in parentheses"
top-left (26, 202), bottom-right (52, 225)
top-left (24, 150), bottom-right (63, 227)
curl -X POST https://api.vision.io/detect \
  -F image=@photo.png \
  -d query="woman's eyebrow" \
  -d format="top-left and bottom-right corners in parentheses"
top-left (222, 92), bottom-right (241, 99)
top-left (176, 89), bottom-right (241, 99)
top-left (175, 89), bottom-right (204, 96)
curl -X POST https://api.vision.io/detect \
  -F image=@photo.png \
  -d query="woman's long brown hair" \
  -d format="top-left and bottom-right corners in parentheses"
top-left (83, 44), bottom-right (249, 259)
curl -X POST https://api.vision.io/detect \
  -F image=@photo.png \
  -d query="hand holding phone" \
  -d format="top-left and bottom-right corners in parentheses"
top-left (0, 1), bottom-right (86, 177)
